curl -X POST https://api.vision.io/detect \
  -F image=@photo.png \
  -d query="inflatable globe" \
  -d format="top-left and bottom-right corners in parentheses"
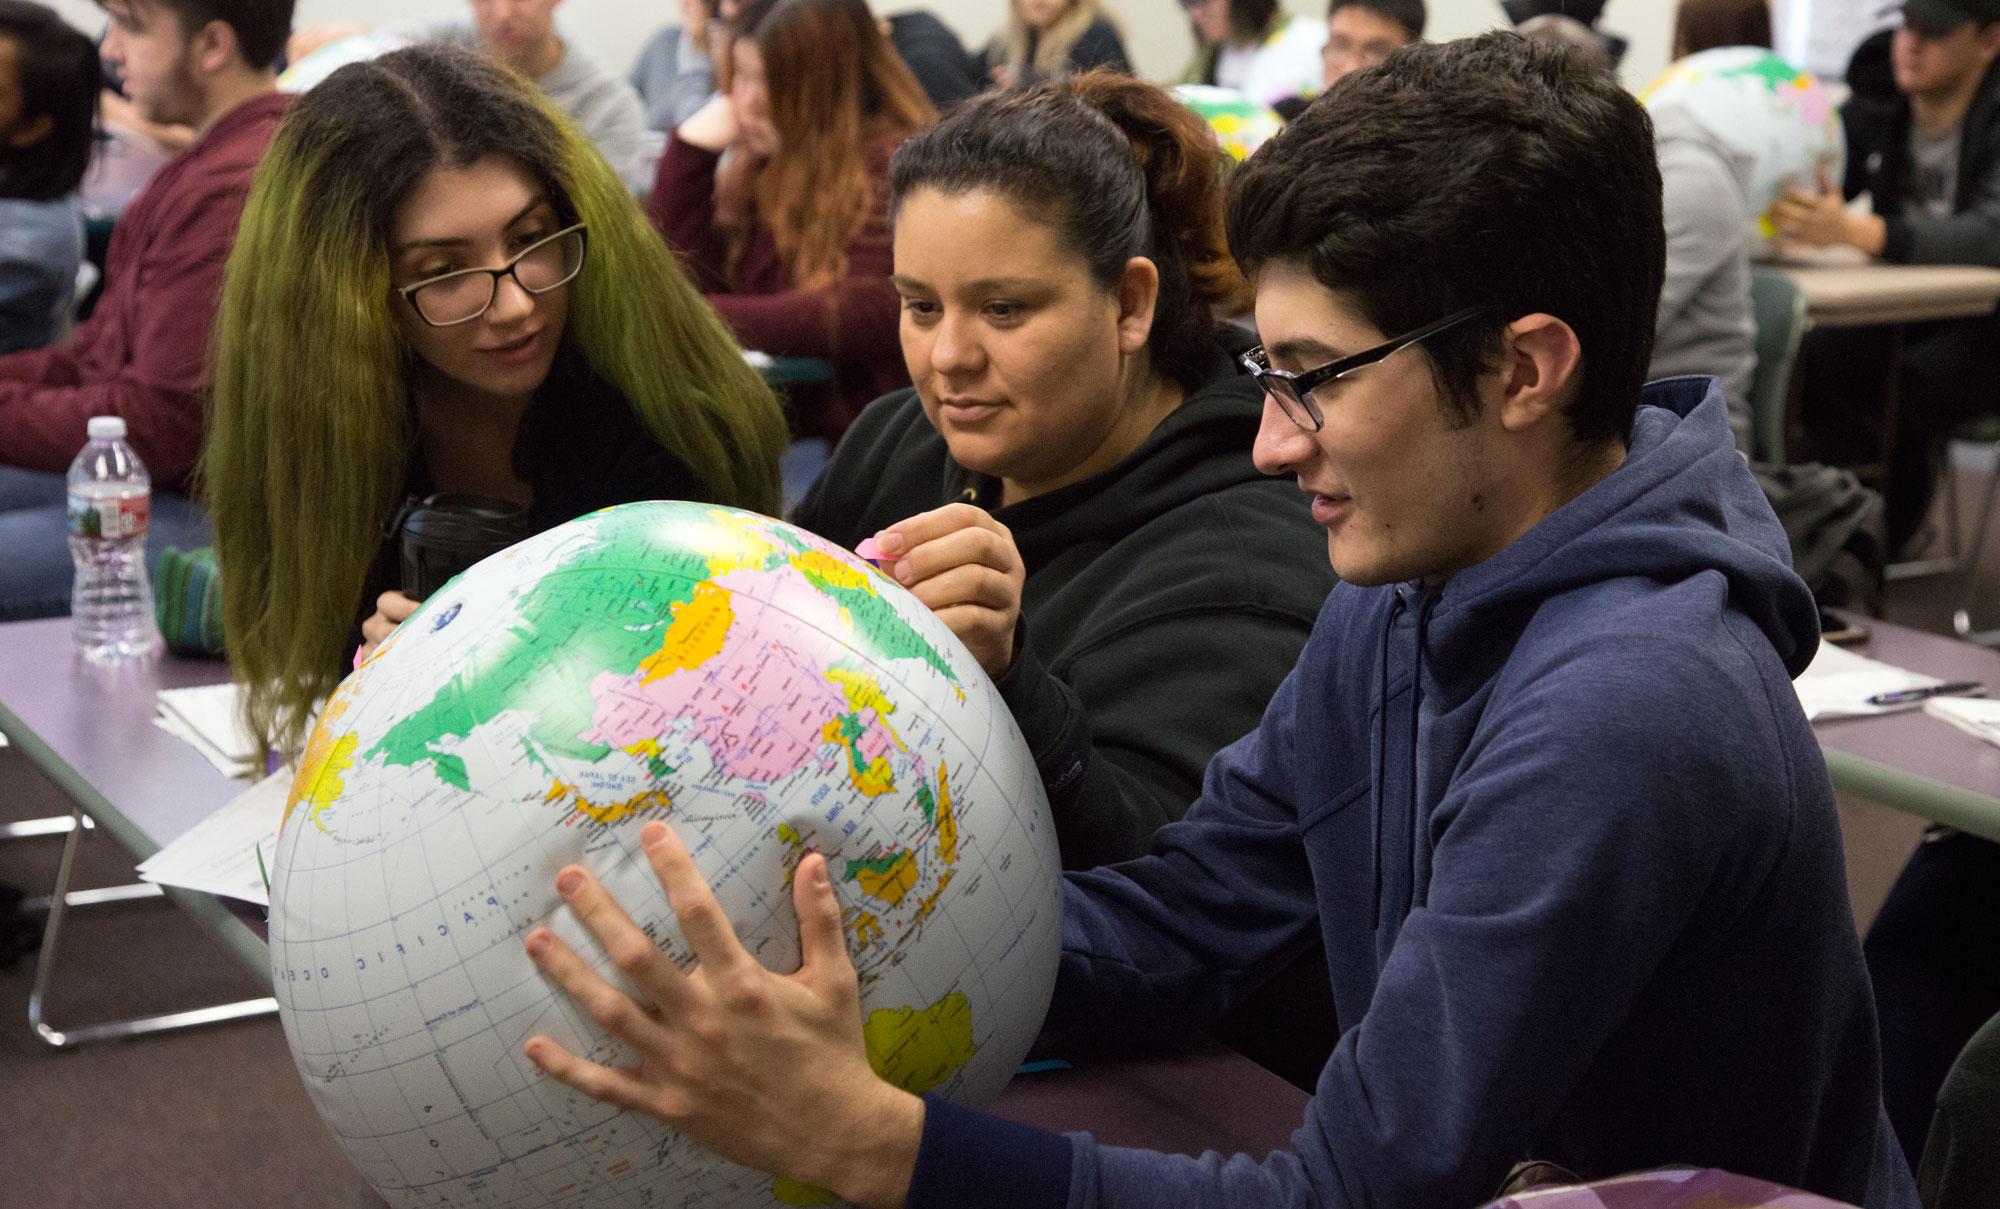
top-left (1642, 47), bottom-right (1845, 252)
top-left (1173, 84), bottom-right (1285, 163)
top-left (269, 502), bottom-right (1064, 1208)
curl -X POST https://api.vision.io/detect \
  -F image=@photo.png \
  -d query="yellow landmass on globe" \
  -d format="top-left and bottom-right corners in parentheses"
top-left (545, 779), bottom-right (671, 826)
top-left (790, 549), bottom-right (872, 592)
top-left (864, 992), bottom-right (978, 1095)
top-left (825, 666), bottom-right (907, 751)
top-left (913, 868), bottom-right (955, 927)
top-left (850, 850), bottom-right (919, 907)
top-left (847, 907), bottom-right (883, 947)
top-left (696, 508), bottom-right (788, 577)
top-left (933, 763), bottom-right (958, 865)
top-left (771, 1178), bottom-right (837, 1206)
top-left (821, 717), bottom-right (895, 796)
top-left (285, 731), bottom-right (358, 835)
top-left (639, 580), bottom-right (734, 683)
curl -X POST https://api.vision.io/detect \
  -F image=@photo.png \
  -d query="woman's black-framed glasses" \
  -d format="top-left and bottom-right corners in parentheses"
top-left (398, 224), bottom-right (589, 328)
top-left (1241, 304), bottom-right (1492, 432)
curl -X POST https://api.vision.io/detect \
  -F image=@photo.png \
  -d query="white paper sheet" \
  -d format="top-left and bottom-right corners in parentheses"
top-left (155, 682), bottom-right (261, 779)
top-left (135, 769), bottom-right (291, 905)
top-left (1794, 642), bottom-right (1945, 721)
top-left (1925, 696), bottom-right (2000, 749)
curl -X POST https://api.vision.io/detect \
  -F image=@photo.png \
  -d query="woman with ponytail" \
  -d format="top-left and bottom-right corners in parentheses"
top-left (793, 72), bottom-right (1335, 870)
top-left (205, 44), bottom-right (787, 754)
top-left (647, 0), bottom-right (934, 445)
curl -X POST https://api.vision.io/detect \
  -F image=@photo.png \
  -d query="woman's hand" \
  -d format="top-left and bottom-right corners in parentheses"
top-left (679, 93), bottom-right (739, 153)
top-left (874, 504), bottom-right (1027, 679)
top-left (523, 822), bottom-right (923, 1209)
top-left (356, 590), bottom-right (419, 666)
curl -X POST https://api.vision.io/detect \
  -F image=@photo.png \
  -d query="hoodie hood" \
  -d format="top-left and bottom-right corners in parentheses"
top-left (1650, 103), bottom-right (1759, 206)
top-left (1426, 375), bottom-right (1819, 679)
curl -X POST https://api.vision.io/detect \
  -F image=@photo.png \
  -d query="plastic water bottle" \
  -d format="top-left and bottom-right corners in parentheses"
top-left (68, 416), bottom-right (161, 662)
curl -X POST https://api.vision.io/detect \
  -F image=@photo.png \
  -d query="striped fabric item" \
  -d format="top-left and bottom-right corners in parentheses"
top-left (1479, 1167), bottom-right (1859, 1208)
top-left (154, 545), bottom-right (225, 657)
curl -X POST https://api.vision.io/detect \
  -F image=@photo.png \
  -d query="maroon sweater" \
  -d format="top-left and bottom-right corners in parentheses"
top-left (648, 128), bottom-right (911, 442)
top-left (0, 91), bottom-right (289, 491)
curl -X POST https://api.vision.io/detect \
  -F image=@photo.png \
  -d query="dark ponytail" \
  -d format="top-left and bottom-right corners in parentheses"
top-left (888, 70), bottom-right (1250, 392)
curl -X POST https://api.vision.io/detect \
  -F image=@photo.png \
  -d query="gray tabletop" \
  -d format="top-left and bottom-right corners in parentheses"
top-left (1813, 614), bottom-right (2000, 842)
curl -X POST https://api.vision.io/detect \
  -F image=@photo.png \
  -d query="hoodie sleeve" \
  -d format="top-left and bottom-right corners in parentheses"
top-left (996, 600), bottom-right (1318, 869)
top-left (905, 632), bottom-right (1767, 1209)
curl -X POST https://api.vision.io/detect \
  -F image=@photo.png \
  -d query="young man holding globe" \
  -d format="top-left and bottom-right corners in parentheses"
top-left (518, 35), bottom-right (1919, 1209)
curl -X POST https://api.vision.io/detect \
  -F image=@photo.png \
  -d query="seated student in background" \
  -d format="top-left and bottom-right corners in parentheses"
top-left (1775, 0), bottom-right (2000, 552)
top-left (792, 72), bottom-right (1334, 869)
top-left (1273, 0), bottom-right (1421, 119)
top-left (297, 0), bottom-right (651, 193)
top-left (0, 1), bottom-right (96, 354)
top-left (514, 34), bottom-right (1919, 1209)
top-left (982, 0), bottom-right (1129, 89)
top-left (650, 0), bottom-right (933, 445)
top-left (1648, 54), bottom-right (1887, 607)
top-left (204, 45), bottom-right (787, 754)
top-left (1671, 0), bottom-right (1771, 58)
top-left (882, 9), bottom-right (986, 111)
top-left (1178, 0), bottom-right (1326, 109)
top-left (0, 0), bottom-right (291, 622)
top-left (632, 0), bottom-right (721, 132)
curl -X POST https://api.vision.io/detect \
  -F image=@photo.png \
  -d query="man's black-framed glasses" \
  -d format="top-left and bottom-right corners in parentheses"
top-left (398, 224), bottom-right (589, 327)
top-left (1242, 304), bottom-right (1492, 432)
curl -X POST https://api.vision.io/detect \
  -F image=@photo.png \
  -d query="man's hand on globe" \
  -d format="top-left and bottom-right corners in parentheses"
top-left (872, 504), bottom-right (1027, 679)
top-left (522, 820), bottom-right (926, 1209)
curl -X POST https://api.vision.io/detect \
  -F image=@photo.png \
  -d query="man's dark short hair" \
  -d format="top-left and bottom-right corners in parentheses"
top-left (1327, 0), bottom-right (1425, 41)
top-left (1226, 31), bottom-right (1663, 446)
top-left (101, 0), bottom-right (293, 71)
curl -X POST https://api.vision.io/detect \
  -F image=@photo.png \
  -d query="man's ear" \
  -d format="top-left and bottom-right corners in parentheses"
top-left (1979, 22), bottom-right (2000, 61)
top-left (189, 17), bottom-right (243, 77)
top-left (1494, 312), bottom-right (1582, 434)
top-left (1115, 256), bottom-right (1162, 357)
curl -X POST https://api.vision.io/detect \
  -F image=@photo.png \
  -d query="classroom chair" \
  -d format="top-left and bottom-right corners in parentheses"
top-left (1918, 1006), bottom-right (2000, 1209)
top-left (1951, 416), bottom-right (2000, 646)
top-left (1749, 267), bottom-right (1809, 466)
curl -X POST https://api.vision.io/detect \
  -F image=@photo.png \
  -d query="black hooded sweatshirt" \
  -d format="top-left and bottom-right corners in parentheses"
top-left (791, 337), bottom-right (1336, 868)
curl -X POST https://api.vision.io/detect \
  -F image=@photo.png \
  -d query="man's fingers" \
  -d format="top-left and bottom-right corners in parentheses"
top-left (524, 1034), bottom-right (654, 1112)
top-left (553, 866), bottom-right (690, 1007)
top-left (639, 822), bottom-right (748, 975)
top-left (525, 925), bottom-right (672, 1048)
top-left (793, 854), bottom-right (852, 988)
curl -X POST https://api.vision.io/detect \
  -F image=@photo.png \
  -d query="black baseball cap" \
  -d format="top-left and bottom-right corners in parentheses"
top-left (1903, 0), bottom-right (2000, 37)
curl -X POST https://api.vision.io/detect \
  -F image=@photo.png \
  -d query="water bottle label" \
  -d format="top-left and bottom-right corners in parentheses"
top-left (68, 493), bottom-right (150, 540)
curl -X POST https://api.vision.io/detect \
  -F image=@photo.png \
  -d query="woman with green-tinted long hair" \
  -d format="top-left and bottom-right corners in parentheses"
top-left (206, 44), bottom-right (788, 753)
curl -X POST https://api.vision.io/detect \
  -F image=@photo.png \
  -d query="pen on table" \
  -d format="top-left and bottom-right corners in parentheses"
top-left (1866, 682), bottom-right (1985, 707)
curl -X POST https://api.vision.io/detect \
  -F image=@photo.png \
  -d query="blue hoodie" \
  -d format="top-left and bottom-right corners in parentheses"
top-left (904, 378), bottom-right (1918, 1209)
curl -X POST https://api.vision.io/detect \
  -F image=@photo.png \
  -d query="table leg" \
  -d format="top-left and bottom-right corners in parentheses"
top-left (25, 804), bottom-right (275, 1048)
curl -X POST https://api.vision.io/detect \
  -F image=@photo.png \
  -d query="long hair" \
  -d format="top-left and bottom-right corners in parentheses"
top-left (0, 0), bottom-right (99, 202)
top-left (996, 0), bottom-right (1112, 78)
top-left (890, 72), bottom-right (1250, 392)
top-left (205, 45), bottom-right (787, 752)
top-left (718, 0), bottom-right (934, 291)
top-left (1672, 0), bottom-right (1771, 57)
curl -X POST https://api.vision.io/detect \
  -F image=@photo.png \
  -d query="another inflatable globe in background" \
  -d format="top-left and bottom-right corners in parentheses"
top-left (269, 501), bottom-right (1064, 1208)
top-left (1642, 47), bottom-right (1845, 253)
top-left (1173, 84), bottom-right (1285, 163)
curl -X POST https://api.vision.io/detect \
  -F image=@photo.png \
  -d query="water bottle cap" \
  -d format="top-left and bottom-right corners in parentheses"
top-left (87, 416), bottom-right (126, 441)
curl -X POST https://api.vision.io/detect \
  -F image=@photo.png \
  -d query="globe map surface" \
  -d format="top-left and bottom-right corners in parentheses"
top-left (1642, 47), bottom-right (1846, 253)
top-left (270, 501), bottom-right (1064, 1207)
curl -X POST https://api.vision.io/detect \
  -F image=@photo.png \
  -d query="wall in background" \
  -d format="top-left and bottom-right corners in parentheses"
top-left (44, 0), bottom-right (1680, 100)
